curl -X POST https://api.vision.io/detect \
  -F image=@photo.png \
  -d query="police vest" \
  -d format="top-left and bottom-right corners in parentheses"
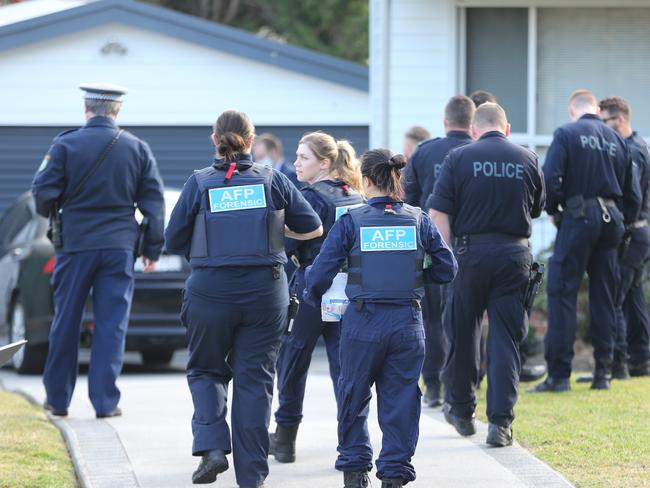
top-left (189, 163), bottom-right (285, 267)
top-left (296, 181), bottom-right (365, 264)
top-left (345, 203), bottom-right (425, 301)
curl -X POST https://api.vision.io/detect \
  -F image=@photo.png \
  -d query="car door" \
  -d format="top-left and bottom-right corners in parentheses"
top-left (0, 197), bottom-right (35, 340)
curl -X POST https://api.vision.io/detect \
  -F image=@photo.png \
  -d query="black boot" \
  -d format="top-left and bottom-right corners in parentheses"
top-left (270, 424), bottom-right (298, 463)
top-left (343, 471), bottom-right (369, 488)
top-left (486, 423), bottom-right (513, 447)
top-left (423, 381), bottom-right (442, 407)
top-left (612, 352), bottom-right (630, 380)
top-left (381, 479), bottom-right (404, 488)
top-left (591, 362), bottom-right (611, 390)
top-left (192, 449), bottom-right (228, 484)
top-left (442, 403), bottom-right (476, 436)
top-left (629, 359), bottom-right (650, 377)
top-left (527, 376), bottom-right (570, 393)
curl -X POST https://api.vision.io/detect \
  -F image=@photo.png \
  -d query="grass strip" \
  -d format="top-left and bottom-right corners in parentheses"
top-left (0, 391), bottom-right (77, 488)
top-left (475, 376), bottom-right (650, 488)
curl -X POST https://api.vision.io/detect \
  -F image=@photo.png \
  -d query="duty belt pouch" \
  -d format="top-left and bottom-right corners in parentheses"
top-left (47, 201), bottom-right (63, 250)
top-left (565, 195), bottom-right (585, 219)
top-left (189, 212), bottom-right (208, 258)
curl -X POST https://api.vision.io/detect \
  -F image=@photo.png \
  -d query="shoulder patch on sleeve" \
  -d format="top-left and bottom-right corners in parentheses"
top-left (38, 154), bottom-right (51, 172)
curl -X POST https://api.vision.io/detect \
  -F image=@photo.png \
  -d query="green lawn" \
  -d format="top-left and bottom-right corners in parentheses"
top-left (476, 377), bottom-right (650, 488)
top-left (0, 391), bottom-right (77, 488)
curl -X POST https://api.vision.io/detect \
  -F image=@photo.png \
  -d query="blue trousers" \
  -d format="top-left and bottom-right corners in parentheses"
top-left (421, 283), bottom-right (447, 386)
top-left (545, 207), bottom-right (624, 378)
top-left (184, 291), bottom-right (286, 488)
top-left (442, 243), bottom-right (530, 427)
top-left (615, 226), bottom-right (650, 365)
top-left (336, 302), bottom-right (425, 482)
top-left (43, 249), bottom-right (134, 415)
top-left (274, 267), bottom-right (340, 427)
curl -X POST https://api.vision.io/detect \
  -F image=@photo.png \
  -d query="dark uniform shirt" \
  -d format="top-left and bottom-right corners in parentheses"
top-left (165, 155), bottom-right (321, 309)
top-left (32, 116), bottom-right (165, 259)
top-left (430, 131), bottom-right (545, 238)
top-left (303, 196), bottom-right (457, 307)
top-left (401, 131), bottom-right (473, 209)
top-left (543, 113), bottom-right (640, 222)
top-left (627, 132), bottom-right (650, 221)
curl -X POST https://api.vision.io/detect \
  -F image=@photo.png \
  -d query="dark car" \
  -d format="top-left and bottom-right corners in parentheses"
top-left (0, 190), bottom-right (189, 373)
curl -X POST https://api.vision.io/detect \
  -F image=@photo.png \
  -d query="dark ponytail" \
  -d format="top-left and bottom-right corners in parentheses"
top-left (360, 149), bottom-right (407, 199)
top-left (213, 109), bottom-right (255, 162)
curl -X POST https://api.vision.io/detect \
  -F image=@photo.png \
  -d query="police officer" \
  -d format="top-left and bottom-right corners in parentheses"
top-left (402, 95), bottom-right (474, 407)
top-left (32, 83), bottom-right (165, 418)
top-left (600, 96), bottom-right (650, 378)
top-left (304, 149), bottom-right (457, 488)
top-left (164, 110), bottom-right (322, 487)
top-left (430, 103), bottom-right (545, 446)
top-left (269, 132), bottom-right (364, 463)
top-left (530, 90), bottom-right (640, 393)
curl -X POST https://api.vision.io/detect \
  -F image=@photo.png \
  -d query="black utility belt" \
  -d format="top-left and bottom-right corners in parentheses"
top-left (564, 195), bottom-right (615, 223)
top-left (454, 233), bottom-right (528, 247)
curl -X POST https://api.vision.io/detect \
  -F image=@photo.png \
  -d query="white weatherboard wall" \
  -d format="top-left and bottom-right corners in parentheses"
top-left (0, 23), bottom-right (369, 126)
top-left (370, 0), bottom-right (456, 151)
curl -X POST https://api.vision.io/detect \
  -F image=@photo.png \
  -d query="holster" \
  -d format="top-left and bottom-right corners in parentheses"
top-left (135, 217), bottom-right (149, 258)
top-left (524, 262), bottom-right (545, 314)
top-left (47, 202), bottom-right (63, 249)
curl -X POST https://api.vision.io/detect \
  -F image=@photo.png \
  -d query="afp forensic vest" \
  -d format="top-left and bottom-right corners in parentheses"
top-left (297, 181), bottom-right (365, 264)
top-left (189, 163), bottom-right (285, 267)
top-left (345, 203), bottom-right (425, 301)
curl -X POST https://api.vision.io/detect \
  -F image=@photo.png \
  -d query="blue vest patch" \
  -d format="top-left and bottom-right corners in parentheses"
top-left (208, 184), bottom-right (267, 213)
top-left (360, 226), bottom-right (417, 252)
top-left (335, 203), bottom-right (364, 221)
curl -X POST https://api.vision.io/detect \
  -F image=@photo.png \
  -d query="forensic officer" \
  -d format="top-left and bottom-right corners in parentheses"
top-left (402, 95), bottom-right (474, 407)
top-left (600, 97), bottom-right (650, 378)
top-left (164, 110), bottom-right (322, 487)
top-left (304, 149), bottom-right (457, 488)
top-left (530, 90), bottom-right (640, 393)
top-left (32, 83), bottom-right (165, 418)
top-left (430, 103), bottom-right (545, 446)
top-left (269, 131), bottom-right (364, 463)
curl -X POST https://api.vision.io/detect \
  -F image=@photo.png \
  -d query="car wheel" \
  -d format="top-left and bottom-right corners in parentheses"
top-left (9, 297), bottom-right (48, 375)
top-left (140, 348), bottom-right (175, 365)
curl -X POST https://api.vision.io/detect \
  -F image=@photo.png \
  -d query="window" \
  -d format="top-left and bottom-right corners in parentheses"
top-left (465, 8), bottom-right (528, 133)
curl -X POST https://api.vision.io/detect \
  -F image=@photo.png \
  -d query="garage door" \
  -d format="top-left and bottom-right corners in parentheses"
top-left (0, 125), bottom-right (368, 214)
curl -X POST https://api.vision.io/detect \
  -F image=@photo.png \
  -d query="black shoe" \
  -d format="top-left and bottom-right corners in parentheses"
top-left (192, 449), bottom-right (228, 484)
top-left (629, 360), bottom-right (650, 377)
top-left (519, 364), bottom-right (547, 383)
top-left (612, 360), bottom-right (630, 380)
top-left (486, 423), bottom-right (513, 447)
top-left (43, 402), bottom-right (68, 417)
top-left (576, 374), bottom-right (594, 383)
top-left (442, 403), bottom-right (476, 436)
top-left (423, 381), bottom-right (442, 407)
top-left (527, 376), bottom-right (570, 393)
top-left (96, 407), bottom-right (122, 418)
top-left (270, 424), bottom-right (298, 463)
top-left (591, 362), bottom-right (611, 390)
top-left (343, 471), bottom-right (369, 488)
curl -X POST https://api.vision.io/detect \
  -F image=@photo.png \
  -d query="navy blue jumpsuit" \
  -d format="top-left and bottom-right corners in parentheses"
top-left (543, 114), bottom-right (640, 379)
top-left (274, 180), bottom-right (364, 428)
top-left (32, 115), bottom-right (165, 415)
top-left (402, 132), bottom-right (472, 390)
top-left (430, 131), bottom-right (545, 427)
top-left (164, 155), bottom-right (320, 488)
top-left (304, 197), bottom-right (456, 482)
top-left (615, 132), bottom-right (650, 368)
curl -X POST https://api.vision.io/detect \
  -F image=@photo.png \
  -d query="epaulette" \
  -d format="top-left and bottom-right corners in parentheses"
top-left (53, 128), bottom-right (79, 140)
top-left (417, 137), bottom-right (442, 147)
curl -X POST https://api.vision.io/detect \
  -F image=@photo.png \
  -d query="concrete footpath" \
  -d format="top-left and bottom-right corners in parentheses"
top-left (0, 352), bottom-right (573, 488)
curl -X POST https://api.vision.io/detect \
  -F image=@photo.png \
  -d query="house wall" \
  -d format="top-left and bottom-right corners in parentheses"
top-left (0, 23), bottom-right (369, 126)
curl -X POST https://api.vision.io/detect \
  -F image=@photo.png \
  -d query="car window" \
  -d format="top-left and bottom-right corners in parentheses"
top-left (0, 200), bottom-right (32, 248)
